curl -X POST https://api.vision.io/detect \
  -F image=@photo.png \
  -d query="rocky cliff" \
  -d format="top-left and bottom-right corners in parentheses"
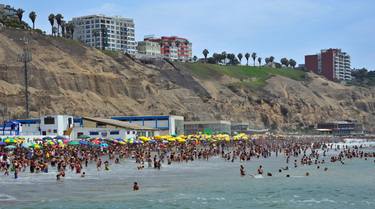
top-left (0, 28), bottom-right (374, 131)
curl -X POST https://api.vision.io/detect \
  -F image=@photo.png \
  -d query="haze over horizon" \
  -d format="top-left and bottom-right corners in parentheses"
top-left (3, 0), bottom-right (374, 69)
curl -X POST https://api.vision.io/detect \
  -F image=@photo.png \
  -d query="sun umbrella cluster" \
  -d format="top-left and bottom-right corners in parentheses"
top-left (0, 133), bottom-right (257, 151)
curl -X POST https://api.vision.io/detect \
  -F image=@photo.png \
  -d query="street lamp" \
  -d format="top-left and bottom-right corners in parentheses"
top-left (17, 37), bottom-right (32, 119)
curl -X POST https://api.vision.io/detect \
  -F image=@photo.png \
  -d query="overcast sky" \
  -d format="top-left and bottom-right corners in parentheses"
top-left (3, 0), bottom-right (375, 69)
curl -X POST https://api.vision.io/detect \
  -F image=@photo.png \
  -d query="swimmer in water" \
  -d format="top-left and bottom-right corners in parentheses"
top-left (324, 167), bottom-right (328, 171)
top-left (240, 165), bottom-right (245, 176)
top-left (133, 182), bottom-right (139, 191)
top-left (305, 172), bottom-right (309, 176)
top-left (81, 172), bottom-right (85, 178)
top-left (257, 165), bottom-right (263, 175)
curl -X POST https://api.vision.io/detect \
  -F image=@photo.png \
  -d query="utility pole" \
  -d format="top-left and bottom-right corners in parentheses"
top-left (17, 37), bottom-right (32, 119)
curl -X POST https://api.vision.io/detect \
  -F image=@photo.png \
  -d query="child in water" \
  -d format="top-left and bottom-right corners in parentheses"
top-left (104, 161), bottom-right (110, 171)
top-left (133, 182), bottom-right (139, 191)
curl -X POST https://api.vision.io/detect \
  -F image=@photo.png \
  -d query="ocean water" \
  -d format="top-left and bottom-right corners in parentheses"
top-left (1, 146), bottom-right (375, 209)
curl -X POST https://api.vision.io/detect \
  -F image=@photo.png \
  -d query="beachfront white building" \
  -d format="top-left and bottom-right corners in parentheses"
top-left (70, 15), bottom-right (136, 54)
top-left (0, 115), bottom-right (158, 139)
top-left (111, 115), bottom-right (184, 136)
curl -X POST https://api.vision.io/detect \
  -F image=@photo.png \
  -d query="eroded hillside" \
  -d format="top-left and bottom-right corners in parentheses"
top-left (0, 29), bottom-right (374, 131)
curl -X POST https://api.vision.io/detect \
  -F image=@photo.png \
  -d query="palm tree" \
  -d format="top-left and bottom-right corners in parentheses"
top-left (280, 58), bottom-right (289, 67)
top-left (221, 51), bottom-right (227, 65)
top-left (202, 49), bottom-right (209, 62)
top-left (251, 52), bottom-right (257, 66)
top-left (55, 14), bottom-right (64, 36)
top-left (16, 9), bottom-right (24, 23)
top-left (289, 59), bottom-right (297, 68)
top-left (70, 23), bottom-right (75, 38)
top-left (48, 14), bottom-right (55, 35)
top-left (245, 53), bottom-right (250, 66)
top-left (29, 11), bottom-right (37, 29)
top-left (269, 56), bottom-right (275, 63)
top-left (237, 53), bottom-right (243, 64)
top-left (258, 57), bottom-right (262, 66)
top-left (52, 26), bottom-right (58, 36)
top-left (265, 57), bottom-right (270, 64)
top-left (213, 53), bottom-right (221, 64)
top-left (61, 20), bottom-right (66, 37)
top-left (66, 23), bottom-right (75, 39)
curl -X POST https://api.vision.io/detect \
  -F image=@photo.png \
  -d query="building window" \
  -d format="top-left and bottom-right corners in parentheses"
top-left (44, 117), bottom-right (55, 125)
top-left (89, 131), bottom-right (99, 136)
top-left (110, 131), bottom-right (120, 135)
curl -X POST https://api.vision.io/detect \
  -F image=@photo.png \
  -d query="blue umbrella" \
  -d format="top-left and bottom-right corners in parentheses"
top-left (79, 140), bottom-right (89, 145)
top-left (0, 141), bottom-right (6, 146)
top-left (100, 143), bottom-right (108, 147)
top-left (54, 135), bottom-right (67, 140)
top-left (22, 142), bottom-right (32, 148)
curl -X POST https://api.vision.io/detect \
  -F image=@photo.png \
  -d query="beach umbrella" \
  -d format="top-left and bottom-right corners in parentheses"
top-left (21, 142), bottom-right (32, 148)
top-left (78, 135), bottom-right (90, 139)
top-left (79, 140), bottom-right (89, 145)
top-left (42, 136), bottom-right (53, 141)
top-left (177, 138), bottom-right (186, 143)
top-left (68, 141), bottom-right (80, 146)
top-left (139, 136), bottom-right (150, 142)
top-left (5, 138), bottom-right (15, 144)
top-left (135, 140), bottom-right (143, 144)
top-left (5, 145), bottom-right (16, 149)
top-left (0, 141), bottom-right (6, 146)
top-left (45, 141), bottom-right (55, 146)
top-left (100, 143), bottom-right (108, 148)
top-left (91, 139), bottom-right (101, 145)
top-left (55, 135), bottom-right (67, 140)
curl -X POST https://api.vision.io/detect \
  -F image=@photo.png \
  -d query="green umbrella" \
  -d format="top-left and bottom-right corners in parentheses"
top-left (68, 141), bottom-right (80, 145)
top-left (78, 135), bottom-right (90, 139)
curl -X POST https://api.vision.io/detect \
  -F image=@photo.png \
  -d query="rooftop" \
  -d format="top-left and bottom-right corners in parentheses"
top-left (82, 117), bottom-right (157, 131)
top-left (184, 121), bottom-right (231, 125)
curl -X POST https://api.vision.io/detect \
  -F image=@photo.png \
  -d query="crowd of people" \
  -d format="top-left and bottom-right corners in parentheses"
top-left (1, 135), bottom-right (374, 188)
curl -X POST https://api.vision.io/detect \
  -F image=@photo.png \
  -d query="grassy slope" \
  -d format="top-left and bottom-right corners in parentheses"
top-left (184, 63), bottom-right (306, 88)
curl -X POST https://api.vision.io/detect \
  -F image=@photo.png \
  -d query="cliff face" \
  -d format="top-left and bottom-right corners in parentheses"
top-left (0, 29), bottom-right (374, 131)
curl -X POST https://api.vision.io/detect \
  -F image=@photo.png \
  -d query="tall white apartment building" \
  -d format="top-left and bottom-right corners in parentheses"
top-left (332, 49), bottom-right (352, 81)
top-left (70, 15), bottom-right (136, 54)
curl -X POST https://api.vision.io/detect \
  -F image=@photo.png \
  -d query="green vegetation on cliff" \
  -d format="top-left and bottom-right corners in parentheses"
top-left (183, 63), bottom-right (306, 88)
